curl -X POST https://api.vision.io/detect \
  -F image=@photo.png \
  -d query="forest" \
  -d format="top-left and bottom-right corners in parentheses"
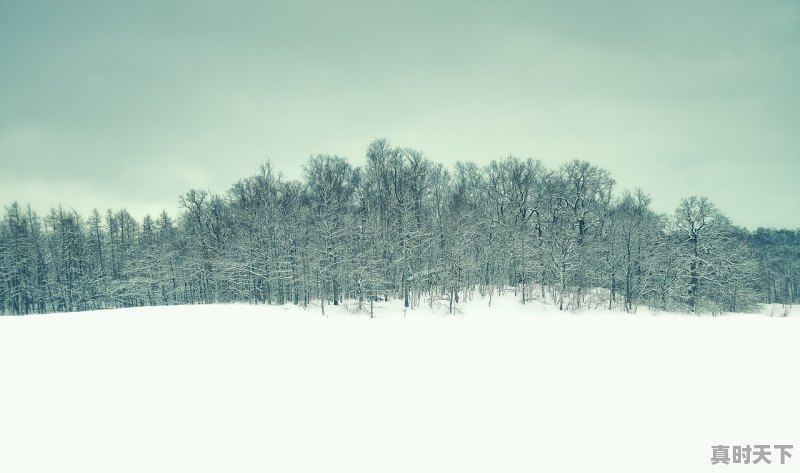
top-left (1, 139), bottom-right (798, 315)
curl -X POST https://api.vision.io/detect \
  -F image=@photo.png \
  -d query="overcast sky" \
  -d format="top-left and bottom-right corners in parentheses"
top-left (1, 0), bottom-right (798, 229)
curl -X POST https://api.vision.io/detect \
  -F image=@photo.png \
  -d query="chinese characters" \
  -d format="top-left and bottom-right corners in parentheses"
top-left (711, 445), bottom-right (793, 465)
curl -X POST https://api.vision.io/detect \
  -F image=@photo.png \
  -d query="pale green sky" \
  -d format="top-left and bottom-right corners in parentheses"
top-left (1, 0), bottom-right (798, 229)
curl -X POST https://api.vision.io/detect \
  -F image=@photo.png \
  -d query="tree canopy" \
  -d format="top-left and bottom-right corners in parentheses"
top-left (2, 140), bottom-right (797, 315)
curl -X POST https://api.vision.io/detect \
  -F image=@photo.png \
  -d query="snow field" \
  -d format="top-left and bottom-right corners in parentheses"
top-left (0, 294), bottom-right (798, 472)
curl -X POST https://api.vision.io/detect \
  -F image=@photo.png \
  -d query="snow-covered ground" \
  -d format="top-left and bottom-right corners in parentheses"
top-left (1, 294), bottom-right (798, 472)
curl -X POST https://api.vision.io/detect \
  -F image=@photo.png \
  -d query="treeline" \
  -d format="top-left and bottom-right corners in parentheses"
top-left (1, 139), bottom-right (798, 315)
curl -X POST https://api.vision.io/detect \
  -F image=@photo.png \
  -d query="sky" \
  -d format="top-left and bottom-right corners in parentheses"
top-left (1, 0), bottom-right (798, 229)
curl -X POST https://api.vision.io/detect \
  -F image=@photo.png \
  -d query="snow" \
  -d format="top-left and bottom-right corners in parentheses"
top-left (1, 294), bottom-right (798, 473)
